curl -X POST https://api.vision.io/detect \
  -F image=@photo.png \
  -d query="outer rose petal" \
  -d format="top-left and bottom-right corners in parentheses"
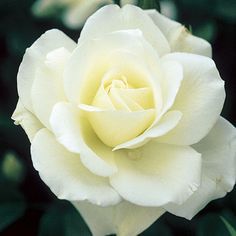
top-left (31, 128), bottom-right (121, 206)
top-left (11, 100), bottom-right (43, 142)
top-left (147, 10), bottom-right (212, 57)
top-left (50, 102), bottom-right (117, 177)
top-left (157, 59), bottom-right (183, 115)
top-left (158, 53), bottom-right (225, 145)
top-left (17, 29), bottom-right (76, 113)
top-left (165, 117), bottom-right (236, 219)
top-left (79, 4), bottom-right (170, 56)
top-left (72, 200), bottom-right (165, 236)
top-left (110, 143), bottom-right (201, 207)
top-left (31, 48), bottom-right (70, 129)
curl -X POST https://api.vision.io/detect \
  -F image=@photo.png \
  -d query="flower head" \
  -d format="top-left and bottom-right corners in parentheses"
top-left (13, 4), bottom-right (236, 236)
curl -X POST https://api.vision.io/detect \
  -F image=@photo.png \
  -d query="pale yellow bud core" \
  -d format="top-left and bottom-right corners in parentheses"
top-left (85, 70), bottom-right (155, 148)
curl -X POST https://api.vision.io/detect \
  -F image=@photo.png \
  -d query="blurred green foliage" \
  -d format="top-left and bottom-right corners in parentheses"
top-left (138, 0), bottom-right (161, 11)
top-left (221, 216), bottom-right (236, 236)
top-left (0, 0), bottom-right (235, 235)
top-left (38, 201), bottom-right (90, 236)
top-left (0, 184), bottom-right (26, 232)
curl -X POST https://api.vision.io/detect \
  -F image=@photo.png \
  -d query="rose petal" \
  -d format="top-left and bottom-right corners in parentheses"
top-left (17, 29), bottom-right (76, 112)
top-left (158, 53), bottom-right (225, 145)
top-left (110, 142), bottom-right (201, 206)
top-left (107, 87), bottom-right (132, 111)
top-left (64, 29), bottom-right (161, 107)
top-left (31, 128), bottom-right (121, 206)
top-left (113, 58), bottom-right (183, 150)
top-left (114, 110), bottom-right (182, 150)
top-left (11, 100), bottom-right (43, 142)
top-left (44, 47), bottom-right (71, 75)
top-left (91, 81), bottom-right (115, 110)
top-left (115, 87), bottom-right (154, 109)
top-left (73, 200), bottom-right (165, 236)
top-left (79, 4), bottom-right (170, 56)
top-left (81, 105), bottom-right (155, 147)
top-left (50, 102), bottom-right (81, 153)
top-left (158, 58), bottom-right (183, 116)
top-left (50, 102), bottom-right (117, 177)
top-left (31, 48), bottom-right (70, 129)
top-left (147, 10), bottom-right (212, 57)
top-left (165, 117), bottom-right (236, 219)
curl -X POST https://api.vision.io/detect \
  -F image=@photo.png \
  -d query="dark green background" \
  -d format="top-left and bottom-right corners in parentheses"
top-left (0, 0), bottom-right (235, 235)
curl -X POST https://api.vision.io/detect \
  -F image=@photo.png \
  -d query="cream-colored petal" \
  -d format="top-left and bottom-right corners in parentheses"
top-left (115, 91), bottom-right (143, 111)
top-left (73, 200), bottom-right (165, 236)
top-left (146, 9), bottom-right (179, 36)
top-left (50, 102), bottom-right (117, 177)
top-left (170, 26), bottom-right (212, 58)
top-left (158, 53), bottom-right (225, 145)
top-left (157, 58), bottom-right (183, 116)
top-left (100, 50), bottom-right (161, 115)
top-left (79, 4), bottom-right (170, 56)
top-left (64, 29), bottom-right (160, 106)
top-left (115, 87), bottom-right (154, 109)
top-left (50, 102), bottom-right (81, 153)
top-left (108, 87), bottom-right (132, 111)
top-left (17, 29), bottom-right (76, 113)
top-left (11, 100), bottom-right (43, 142)
top-left (147, 10), bottom-right (212, 57)
top-left (31, 47), bottom-right (71, 129)
top-left (82, 105), bottom-right (155, 147)
top-left (31, 128), bottom-right (121, 206)
top-left (114, 110), bottom-right (182, 150)
top-left (114, 57), bottom-right (183, 150)
top-left (44, 47), bottom-right (71, 75)
top-left (165, 117), bottom-right (236, 219)
top-left (110, 143), bottom-right (201, 206)
top-left (92, 83), bottom-right (115, 110)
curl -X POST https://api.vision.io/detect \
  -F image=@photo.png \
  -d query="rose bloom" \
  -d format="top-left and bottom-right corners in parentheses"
top-left (32, 0), bottom-right (132, 29)
top-left (13, 4), bottom-right (236, 236)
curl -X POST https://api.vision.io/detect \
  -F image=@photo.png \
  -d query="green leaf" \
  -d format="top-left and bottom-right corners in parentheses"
top-left (221, 217), bottom-right (236, 236)
top-left (0, 185), bottom-right (26, 232)
top-left (39, 200), bottom-right (90, 236)
top-left (196, 213), bottom-right (230, 236)
top-left (137, 0), bottom-right (160, 11)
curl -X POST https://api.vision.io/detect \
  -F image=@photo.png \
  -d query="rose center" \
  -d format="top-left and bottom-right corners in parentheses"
top-left (81, 70), bottom-right (155, 148)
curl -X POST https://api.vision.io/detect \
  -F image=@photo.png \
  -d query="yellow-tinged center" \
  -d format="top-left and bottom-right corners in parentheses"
top-left (82, 70), bottom-right (155, 148)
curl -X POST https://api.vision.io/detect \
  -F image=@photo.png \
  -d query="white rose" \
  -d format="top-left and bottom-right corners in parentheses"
top-left (12, 4), bottom-right (236, 236)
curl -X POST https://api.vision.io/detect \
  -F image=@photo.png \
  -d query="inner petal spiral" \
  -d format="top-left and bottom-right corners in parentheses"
top-left (80, 69), bottom-right (156, 148)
